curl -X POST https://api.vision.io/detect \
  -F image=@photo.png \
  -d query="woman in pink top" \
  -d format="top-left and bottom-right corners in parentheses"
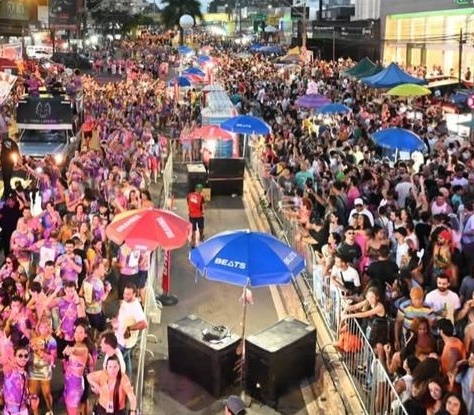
top-left (354, 213), bottom-right (371, 273)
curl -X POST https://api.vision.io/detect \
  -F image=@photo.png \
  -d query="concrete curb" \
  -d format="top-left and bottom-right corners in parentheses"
top-left (242, 167), bottom-right (365, 415)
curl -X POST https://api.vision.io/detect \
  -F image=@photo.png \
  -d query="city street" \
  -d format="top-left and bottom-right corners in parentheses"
top-left (138, 166), bottom-right (315, 415)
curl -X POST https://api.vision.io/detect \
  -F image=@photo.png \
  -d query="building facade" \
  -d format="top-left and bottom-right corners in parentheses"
top-left (380, 0), bottom-right (474, 76)
top-left (354, 0), bottom-right (380, 20)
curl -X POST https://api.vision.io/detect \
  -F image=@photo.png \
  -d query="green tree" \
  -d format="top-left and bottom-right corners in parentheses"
top-left (160, 0), bottom-right (203, 44)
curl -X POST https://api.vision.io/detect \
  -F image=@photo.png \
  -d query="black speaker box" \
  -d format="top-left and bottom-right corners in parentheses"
top-left (187, 163), bottom-right (208, 193)
top-left (209, 158), bottom-right (245, 179)
top-left (245, 317), bottom-right (316, 406)
top-left (208, 177), bottom-right (244, 196)
top-left (168, 315), bottom-right (241, 397)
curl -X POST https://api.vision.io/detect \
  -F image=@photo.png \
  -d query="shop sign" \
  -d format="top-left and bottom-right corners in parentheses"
top-left (0, 0), bottom-right (29, 21)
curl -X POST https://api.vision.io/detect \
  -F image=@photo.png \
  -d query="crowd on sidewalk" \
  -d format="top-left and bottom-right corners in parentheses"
top-left (235, 50), bottom-right (474, 415)
top-left (1, 27), bottom-right (474, 415)
top-left (0, 32), bottom-right (188, 415)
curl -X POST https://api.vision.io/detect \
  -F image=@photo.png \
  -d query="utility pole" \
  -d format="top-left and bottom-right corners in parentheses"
top-left (459, 28), bottom-right (464, 86)
top-left (301, 0), bottom-right (307, 49)
top-left (239, 3), bottom-right (242, 34)
top-left (332, 28), bottom-right (335, 61)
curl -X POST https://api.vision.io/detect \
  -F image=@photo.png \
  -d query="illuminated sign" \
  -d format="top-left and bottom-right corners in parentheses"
top-left (0, 0), bottom-right (30, 21)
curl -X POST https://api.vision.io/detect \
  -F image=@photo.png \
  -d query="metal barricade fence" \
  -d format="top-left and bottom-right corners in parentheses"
top-left (248, 150), bottom-right (408, 415)
top-left (134, 152), bottom-right (174, 414)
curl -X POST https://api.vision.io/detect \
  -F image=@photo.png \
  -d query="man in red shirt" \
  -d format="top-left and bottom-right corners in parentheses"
top-left (187, 184), bottom-right (205, 247)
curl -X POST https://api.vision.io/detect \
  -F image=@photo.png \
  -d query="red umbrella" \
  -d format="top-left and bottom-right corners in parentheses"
top-left (106, 208), bottom-right (191, 251)
top-left (189, 124), bottom-right (233, 140)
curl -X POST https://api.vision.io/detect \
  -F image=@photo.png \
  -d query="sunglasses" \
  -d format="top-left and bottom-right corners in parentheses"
top-left (17, 353), bottom-right (29, 359)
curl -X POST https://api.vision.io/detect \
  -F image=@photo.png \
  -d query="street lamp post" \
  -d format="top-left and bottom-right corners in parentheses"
top-left (289, 0), bottom-right (307, 49)
top-left (179, 14), bottom-right (194, 46)
top-left (301, 0), bottom-right (307, 49)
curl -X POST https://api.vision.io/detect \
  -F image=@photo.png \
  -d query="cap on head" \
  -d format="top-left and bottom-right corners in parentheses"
top-left (195, 184), bottom-right (204, 191)
top-left (225, 395), bottom-right (246, 415)
top-left (354, 198), bottom-right (364, 206)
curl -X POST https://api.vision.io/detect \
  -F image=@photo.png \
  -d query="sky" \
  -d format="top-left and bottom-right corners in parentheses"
top-left (200, 0), bottom-right (209, 12)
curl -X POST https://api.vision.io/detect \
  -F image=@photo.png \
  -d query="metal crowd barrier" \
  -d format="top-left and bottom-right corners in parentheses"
top-left (134, 152), bottom-right (174, 414)
top-left (248, 149), bottom-right (408, 415)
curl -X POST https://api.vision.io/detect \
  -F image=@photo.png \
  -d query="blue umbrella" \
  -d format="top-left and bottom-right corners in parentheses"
top-left (318, 103), bottom-right (352, 115)
top-left (221, 115), bottom-right (271, 135)
top-left (189, 229), bottom-right (305, 392)
top-left (167, 76), bottom-right (192, 87)
top-left (221, 115), bottom-right (271, 156)
top-left (372, 128), bottom-right (427, 152)
top-left (182, 67), bottom-right (205, 76)
top-left (190, 229), bottom-right (305, 287)
top-left (197, 54), bottom-right (211, 62)
top-left (178, 45), bottom-right (193, 55)
top-left (295, 93), bottom-right (331, 109)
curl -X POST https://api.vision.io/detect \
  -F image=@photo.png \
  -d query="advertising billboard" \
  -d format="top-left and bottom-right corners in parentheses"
top-left (49, 0), bottom-right (78, 29)
top-left (0, 0), bottom-right (30, 21)
top-left (17, 95), bottom-right (73, 129)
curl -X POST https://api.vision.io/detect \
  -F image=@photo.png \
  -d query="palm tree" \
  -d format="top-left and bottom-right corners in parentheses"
top-left (161, 0), bottom-right (203, 45)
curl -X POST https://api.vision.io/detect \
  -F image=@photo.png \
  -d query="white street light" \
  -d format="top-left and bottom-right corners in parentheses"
top-left (179, 14), bottom-right (195, 31)
top-left (179, 14), bottom-right (195, 46)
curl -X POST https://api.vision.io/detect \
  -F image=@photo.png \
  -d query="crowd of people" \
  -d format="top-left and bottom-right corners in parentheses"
top-left (0, 26), bottom-right (473, 415)
top-left (233, 47), bottom-right (474, 415)
top-left (0, 33), bottom-right (187, 415)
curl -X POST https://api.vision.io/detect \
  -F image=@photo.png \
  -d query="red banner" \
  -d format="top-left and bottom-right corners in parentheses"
top-left (161, 250), bottom-right (171, 294)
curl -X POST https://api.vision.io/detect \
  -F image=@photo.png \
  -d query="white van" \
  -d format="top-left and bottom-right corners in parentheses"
top-left (26, 45), bottom-right (53, 60)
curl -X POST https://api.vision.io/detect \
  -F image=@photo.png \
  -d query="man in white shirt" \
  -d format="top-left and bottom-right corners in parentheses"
top-left (451, 165), bottom-right (468, 188)
top-left (113, 282), bottom-right (147, 376)
top-left (425, 274), bottom-right (461, 324)
top-left (330, 254), bottom-right (361, 295)
top-left (348, 198), bottom-right (374, 226)
top-left (394, 227), bottom-right (410, 269)
top-left (100, 332), bottom-right (126, 374)
top-left (394, 174), bottom-right (413, 209)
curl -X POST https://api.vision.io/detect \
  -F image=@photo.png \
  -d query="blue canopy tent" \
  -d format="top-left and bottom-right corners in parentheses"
top-left (361, 63), bottom-right (428, 89)
top-left (258, 45), bottom-right (283, 55)
top-left (249, 43), bottom-right (262, 52)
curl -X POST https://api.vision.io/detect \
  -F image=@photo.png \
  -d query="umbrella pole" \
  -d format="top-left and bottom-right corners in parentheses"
top-left (156, 250), bottom-right (179, 306)
top-left (242, 134), bottom-right (247, 159)
top-left (239, 283), bottom-right (251, 406)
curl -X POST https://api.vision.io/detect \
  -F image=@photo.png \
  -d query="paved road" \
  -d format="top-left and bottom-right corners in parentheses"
top-left (139, 165), bottom-right (313, 415)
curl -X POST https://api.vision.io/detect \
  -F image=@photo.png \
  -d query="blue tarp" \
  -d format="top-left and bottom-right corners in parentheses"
top-left (361, 63), bottom-right (428, 89)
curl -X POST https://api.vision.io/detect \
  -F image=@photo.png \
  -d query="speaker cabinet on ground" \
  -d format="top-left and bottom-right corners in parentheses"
top-left (208, 177), bottom-right (244, 196)
top-left (245, 317), bottom-right (316, 406)
top-left (187, 163), bottom-right (208, 193)
top-left (208, 158), bottom-right (245, 196)
top-left (208, 158), bottom-right (245, 178)
top-left (168, 315), bottom-right (241, 397)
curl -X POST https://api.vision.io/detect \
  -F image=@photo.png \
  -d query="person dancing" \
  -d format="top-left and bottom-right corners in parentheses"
top-left (28, 317), bottom-right (57, 415)
top-left (88, 354), bottom-right (137, 415)
top-left (63, 320), bottom-right (92, 415)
